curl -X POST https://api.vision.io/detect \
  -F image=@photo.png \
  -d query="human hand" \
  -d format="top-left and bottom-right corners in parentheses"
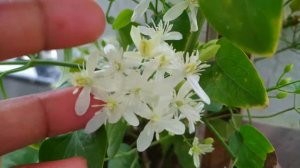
top-left (0, 0), bottom-right (105, 167)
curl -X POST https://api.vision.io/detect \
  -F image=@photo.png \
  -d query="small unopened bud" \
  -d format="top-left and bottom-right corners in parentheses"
top-left (204, 137), bottom-right (214, 144)
top-left (276, 92), bottom-right (288, 99)
top-left (284, 64), bottom-right (294, 73)
top-left (278, 77), bottom-right (292, 86)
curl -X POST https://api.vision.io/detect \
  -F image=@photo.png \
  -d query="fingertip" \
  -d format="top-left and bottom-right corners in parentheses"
top-left (39, 87), bottom-right (103, 137)
top-left (41, 0), bottom-right (106, 49)
top-left (16, 157), bottom-right (88, 168)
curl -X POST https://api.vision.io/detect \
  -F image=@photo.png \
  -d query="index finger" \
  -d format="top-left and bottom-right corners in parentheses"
top-left (0, 0), bottom-right (105, 60)
top-left (0, 88), bottom-right (103, 155)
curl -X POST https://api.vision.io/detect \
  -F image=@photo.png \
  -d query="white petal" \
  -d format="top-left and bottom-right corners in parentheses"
top-left (188, 6), bottom-right (198, 32)
top-left (84, 112), bottom-right (107, 134)
top-left (187, 75), bottom-right (210, 104)
top-left (139, 26), bottom-right (156, 37)
top-left (163, 32), bottom-right (183, 41)
top-left (130, 26), bottom-right (142, 49)
top-left (131, 0), bottom-right (151, 21)
top-left (75, 87), bottom-right (91, 116)
top-left (193, 154), bottom-right (200, 168)
top-left (137, 123), bottom-right (154, 151)
top-left (123, 111), bottom-right (139, 126)
top-left (160, 119), bottom-right (185, 135)
top-left (86, 52), bottom-right (98, 74)
top-left (107, 110), bottom-right (122, 124)
top-left (163, 1), bottom-right (189, 22)
top-left (178, 81), bottom-right (192, 98)
top-left (188, 121), bottom-right (195, 133)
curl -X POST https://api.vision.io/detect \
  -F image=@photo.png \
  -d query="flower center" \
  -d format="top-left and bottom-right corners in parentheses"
top-left (175, 100), bottom-right (184, 107)
top-left (187, 0), bottom-right (198, 5)
top-left (139, 39), bottom-right (153, 58)
top-left (184, 63), bottom-right (197, 74)
top-left (114, 61), bottom-right (122, 71)
top-left (132, 87), bottom-right (141, 95)
top-left (74, 75), bottom-right (92, 87)
top-left (150, 114), bottom-right (161, 122)
top-left (106, 99), bottom-right (117, 111)
top-left (158, 55), bottom-right (170, 68)
top-left (191, 145), bottom-right (202, 155)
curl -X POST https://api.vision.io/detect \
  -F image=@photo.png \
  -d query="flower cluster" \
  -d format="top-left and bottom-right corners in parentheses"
top-left (71, 20), bottom-right (210, 153)
top-left (132, 0), bottom-right (200, 32)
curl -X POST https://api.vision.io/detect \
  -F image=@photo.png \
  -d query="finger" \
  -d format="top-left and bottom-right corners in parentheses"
top-left (15, 157), bottom-right (87, 168)
top-left (0, 87), bottom-right (103, 155)
top-left (0, 0), bottom-right (105, 60)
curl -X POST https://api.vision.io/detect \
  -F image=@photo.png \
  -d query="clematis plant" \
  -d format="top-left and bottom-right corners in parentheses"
top-left (2, 0), bottom-right (297, 167)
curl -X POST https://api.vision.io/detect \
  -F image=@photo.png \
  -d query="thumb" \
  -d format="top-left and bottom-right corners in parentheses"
top-left (15, 157), bottom-right (87, 168)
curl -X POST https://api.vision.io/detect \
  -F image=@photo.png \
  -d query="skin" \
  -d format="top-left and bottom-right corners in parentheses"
top-left (0, 0), bottom-right (105, 167)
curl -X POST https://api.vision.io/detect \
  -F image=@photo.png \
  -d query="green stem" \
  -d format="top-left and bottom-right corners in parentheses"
top-left (150, 135), bottom-right (171, 147)
top-left (203, 119), bottom-right (235, 158)
top-left (106, 0), bottom-right (114, 24)
top-left (246, 109), bottom-right (253, 125)
top-left (250, 107), bottom-right (295, 119)
top-left (184, 9), bottom-right (205, 55)
top-left (267, 80), bottom-right (300, 92)
top-left (0, 79), bottom-right (8, 99)
top-left (0, 60), bottom-right (80, 69)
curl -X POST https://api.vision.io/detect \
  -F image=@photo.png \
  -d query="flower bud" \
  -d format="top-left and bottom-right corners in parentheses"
top-left (284, 64), bottom-right (294, 73)
top-left (276, 92), bottom-right (288, 99)
top-left (204, 137), bottom-right (214, 144)
top-left (278, 77), bottom-right (292, 86)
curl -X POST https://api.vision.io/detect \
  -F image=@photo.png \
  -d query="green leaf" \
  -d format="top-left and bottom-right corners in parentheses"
top-left (174, 137), bottom-right (195, 168)
top-left (290, 0), bottom-right (300, 12)
top-left (199, 0), bottom-right (283, 55)
top-left (209, 117), bottom-right (241, 140)
top-left (198, 42), bottom-right (220, 61)
top-left (108, 144), bottom-right (140, 168)
top-left (229, 125), bottom-right (275, 168)
top-left (204, 101), bottom-right (223, 113)
top-left (169, 12), bottom-right (191, 51)
top-left (106, 119), bottom-right (128, 157)
top-left (2, 147), bottom-right (38, 167)
top-left (39, 127), bottom-right (107, 168)
top-left (117, 23), bottom-right (134, 49)
top-left (200, 38), bottom-right (268, 108)
top-left (112, 9), bottom-right (133, 30)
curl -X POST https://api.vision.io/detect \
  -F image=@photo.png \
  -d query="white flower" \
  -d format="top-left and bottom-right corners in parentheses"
top-left (172, 81), bottom-right (204, 133)
top-left (189, 137), bottom-right (214, 168)
top-left (71, 52), bottom-right (99, 116)
top-left (131, 0), bottom-right (151, 22)
top-left (84, 92), bottom-right (140, 133)
top-left (170, 51), bottom-right (211, 104)
top-left (136, 97), bottom-right (185, 151)
top-left (95, 44), bottom-right (128, 92)
top-left (163, 0), bottom-right (199, 32)
top-left (139, 20), bottom-right (182, 42)
top-left (129, 26), bottom-right (163, 60)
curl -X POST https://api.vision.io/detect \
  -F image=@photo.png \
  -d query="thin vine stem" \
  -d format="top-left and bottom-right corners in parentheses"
top-left (267, 80), bottom-right (300, 92)
top-left (0, 60), bottom-right (80, 69)
top-left (184, 9), bottom-right (205, 55)
top-left (250, 107), bottom-right (295, 119)
top-left (0, 79), bottom-right (8, 99)
top-left (106, 0), bottom-right (115, 23)
top-left (203, 118), bottom-right (235, 158)
top-left (246, 109), bottom-right (253, 125)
